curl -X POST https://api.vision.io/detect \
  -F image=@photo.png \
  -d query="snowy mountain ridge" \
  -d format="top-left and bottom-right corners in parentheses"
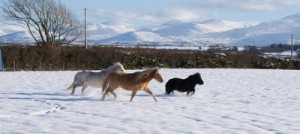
top-left (0, 13), bottom-right (299, 46)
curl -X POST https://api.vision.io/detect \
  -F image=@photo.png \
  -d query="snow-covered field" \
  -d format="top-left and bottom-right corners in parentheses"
top-left (0, 69), bottom-right (299, 133)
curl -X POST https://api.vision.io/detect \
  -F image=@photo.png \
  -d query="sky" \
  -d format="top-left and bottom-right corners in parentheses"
top-left (60, 0), bottom-right (300, 26)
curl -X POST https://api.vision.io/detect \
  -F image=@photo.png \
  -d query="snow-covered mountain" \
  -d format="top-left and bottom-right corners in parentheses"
top-left (98, 31), bottom-right (174, 44)
top-left (209, 14), bottom-right (300, 46)
top-left (97, 19), bottom-right (258, 45)
top-left (82, 21), bottom-right (137, 40)
top-left (0, 24), bottom-right (33, 44)
top-left (0, 31), bottom-right (33, 44)
top-left (0, 13), bottom-right (300, 46)
top-left (151, 19), bottom-right (256, 36)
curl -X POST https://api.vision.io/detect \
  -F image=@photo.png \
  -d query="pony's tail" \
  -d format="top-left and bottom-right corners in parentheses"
top-left (66, 81), bottom-right (75, 90)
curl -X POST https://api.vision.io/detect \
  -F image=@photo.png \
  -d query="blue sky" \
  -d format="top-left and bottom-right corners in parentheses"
top-left (60, 0), bottom-right (300, 26)
top-left (5, 0), bottom-right (300, 26)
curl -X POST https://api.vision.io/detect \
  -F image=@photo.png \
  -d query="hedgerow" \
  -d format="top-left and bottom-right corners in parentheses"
top-left (1, 45), bottom-right (299, 71)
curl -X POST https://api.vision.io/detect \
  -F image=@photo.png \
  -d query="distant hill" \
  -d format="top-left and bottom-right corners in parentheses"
top-left (0, 13), bottom-right (299, 46)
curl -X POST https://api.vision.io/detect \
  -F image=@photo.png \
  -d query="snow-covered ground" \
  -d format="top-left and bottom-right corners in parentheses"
top-left (0, 69), bottom-right (299, 133)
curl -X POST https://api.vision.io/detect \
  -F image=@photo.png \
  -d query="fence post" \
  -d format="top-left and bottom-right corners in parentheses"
top-left (13, 61), bottom-right (16, 71)
top-left (0, 48), bottom-right (3, 71)
top-left (39, 62), bottom-right (42, 71)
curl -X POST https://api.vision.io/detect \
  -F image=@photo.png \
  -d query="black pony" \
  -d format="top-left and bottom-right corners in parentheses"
top-left (165, 73), bottom-right (204, 95)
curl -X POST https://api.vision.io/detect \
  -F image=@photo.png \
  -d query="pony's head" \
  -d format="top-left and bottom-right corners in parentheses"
top-left (109, 62), bottom-right (125, 73)
top-left (189, 73), bottom-right (204, 85)
top-left (152, 68), bottom-right (163, 83)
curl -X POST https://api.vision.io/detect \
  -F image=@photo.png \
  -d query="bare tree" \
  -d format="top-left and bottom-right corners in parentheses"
top-left (1, 0), bottom-right (82, 47)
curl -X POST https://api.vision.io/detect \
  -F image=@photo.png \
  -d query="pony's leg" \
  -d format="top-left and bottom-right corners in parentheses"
top-left (101, 88), bottom-right (110, 101)
top-left (144, 87), bottom-right (158, 102)
top-left (186, 91), bottom-right (190, 96)
top-left (70, 82), bottom-right (82, 95)
top-left (71, 87), bottom-right (75, 95)
top-left (81, 83), bottom-right (88, 95)
top-left (190, 90), bottom-right (195, 96)
top-left (165, 87), bottom-right (172, 95)
top-left (110, 91), bottom-right (117, 100)
top-left (130, 90), bottom-right (138, 102)
top-left (71, 84), bottom-right (77, 95)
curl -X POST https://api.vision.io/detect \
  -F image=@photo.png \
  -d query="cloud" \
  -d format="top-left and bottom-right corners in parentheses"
top-left (113, 11), bottom-right (158, 22)
top-left (85, 0), bottom-right (300, 26)
top-left (90, 8), bottom-right (203, 24)
top-left (115, 9), bottom-right (202, 22)
top-left (181, 0), bottom-right (300, 11)
top-left (281, 0), bottom-right (300, 5)
top-left (160, 9), bottom-right (202, 21)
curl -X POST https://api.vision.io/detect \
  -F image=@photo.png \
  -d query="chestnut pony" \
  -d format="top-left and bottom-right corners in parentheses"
top-left (101, 68), bottom-right (163, 102)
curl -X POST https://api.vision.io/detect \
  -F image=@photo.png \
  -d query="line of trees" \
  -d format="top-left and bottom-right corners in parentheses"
top-left (1, 45), bottom-right (299, 71)
top-left (207, 44), bottom-right (300, 56)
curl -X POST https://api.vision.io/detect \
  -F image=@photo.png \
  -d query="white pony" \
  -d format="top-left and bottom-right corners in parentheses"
top-left (67, 62), bottom-right (125, 95)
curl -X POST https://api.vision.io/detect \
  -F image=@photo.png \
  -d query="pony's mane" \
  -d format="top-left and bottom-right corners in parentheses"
top-left (134, 68), bottom-right (159, 81)
top-left (104, 62), bottom-right (124, 72)
top-left (187, 73), bottom-right (200, 80)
